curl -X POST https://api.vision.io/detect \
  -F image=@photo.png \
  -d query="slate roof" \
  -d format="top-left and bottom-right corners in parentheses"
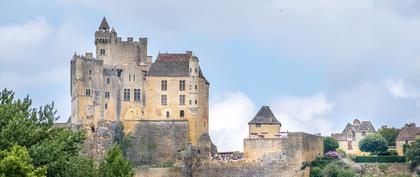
top-left (147, 53), bottom-right (208, 83)
top-left (248, 106), bottom-right (281, 125)
top-left (99, 17), bottom-right (110, 30)
top-left (331, 119), bottom-right (376, 141)
top-left (396, 123), bottom-right (420, 141)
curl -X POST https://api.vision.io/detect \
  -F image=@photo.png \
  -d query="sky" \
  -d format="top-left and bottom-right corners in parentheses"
top-left (1, 0), bottom-right (420, 151)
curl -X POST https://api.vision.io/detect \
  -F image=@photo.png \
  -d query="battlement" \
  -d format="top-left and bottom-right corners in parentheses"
top-left (72, 52), bottom-right (97, 60)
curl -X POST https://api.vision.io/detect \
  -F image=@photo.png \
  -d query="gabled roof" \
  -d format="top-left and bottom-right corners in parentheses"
top-left (331, 119), bottom-right (376, 141)
top-left (396, 123), bottom-right (420, 141)
top-left (248, 106), bottom-right (281, 125)
top-left (99, 17), bottom-right (110, 30)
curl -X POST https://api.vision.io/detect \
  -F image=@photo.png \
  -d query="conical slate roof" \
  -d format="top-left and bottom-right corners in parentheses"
top-left (99, 17), bottom-right (110, 30)
top-left (248, 106), bottom-right (281, 125)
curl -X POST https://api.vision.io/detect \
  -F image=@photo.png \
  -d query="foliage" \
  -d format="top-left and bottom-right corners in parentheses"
top-left (98, 144), bottom-right (134, 177)
top-left (310, 166), bottom-right (322, 177)
top-left (0, 145), bottom-right (47, 177)
top-left (0, 89), bottom-right (97, 177)
top-left (324, 137), bottom-right (339, 153)
top-left (61, 156), bottom-right (97, 177)
top-left (114, 121), bottom-right (132, 156)
top-left (377, 163), bottom-right (389, 172)
top-left (29, 128), bottom-right (88, 177)
top-left (405, 139), bottom-right (420, 171)
top-left (336, 148), bottom-right (346, 158)
top-left (353, 156), bottom-right (406, 163)
top-left (359, 134), bottom-right (388, 155)
top-left (378, 127), bottom-right (400, 146)
top-left (321, 161), bottom-right (356, 177)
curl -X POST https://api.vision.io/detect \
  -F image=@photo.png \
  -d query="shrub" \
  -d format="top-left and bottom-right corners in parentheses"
top-left (353, 156), bottom-right (406, 163)
top-left (405, 139), bottom-right (420, 171)
top-left (322, 162), bottom-right (340, 177)
top-left (359, 134), bottom-right (388, 155)
top-left (338, 169), bottom-right (356, 177)
top-left (310, 166), bottom-right (322, 177)
top-left (377, 163), bottom-right (389, 172)
top-left (324, 137), bottom-right (339, 153)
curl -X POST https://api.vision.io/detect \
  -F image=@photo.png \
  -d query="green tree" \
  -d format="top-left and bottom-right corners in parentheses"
top-left (359, 134), bottom-right (388, 155)
top-left (99, 144), bottom-right (134, 177)
top-left (405, 139), bottom-right (420, 171)
top-left (0, 145), bottom-right (46, 177)
top-left (324, 137), bottom-right (339, 153)
top-left (0, 89), bottom-right (97, 177)
top-left (378, 127), bottom-right (400, 146)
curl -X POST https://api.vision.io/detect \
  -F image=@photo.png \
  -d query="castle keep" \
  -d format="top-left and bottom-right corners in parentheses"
top-left (70, 17), bottom-right (209, 145)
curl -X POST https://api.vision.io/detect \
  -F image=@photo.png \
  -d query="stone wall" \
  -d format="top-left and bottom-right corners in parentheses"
top-left (243, 132), bottom-right (323, 162)
top-left (135, 167), bottom-right (180, 177)
top-left (125, 120), bottom-right (189, 166)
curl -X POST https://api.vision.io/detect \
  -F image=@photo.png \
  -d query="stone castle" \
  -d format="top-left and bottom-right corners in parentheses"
top-left (69, 18), bottom-right (323, 177)
top-left (70, 17), bottom-right (208, 145)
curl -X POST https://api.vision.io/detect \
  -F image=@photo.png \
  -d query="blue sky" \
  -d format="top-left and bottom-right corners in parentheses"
top-left (1, 0), bottom-right (420, 151)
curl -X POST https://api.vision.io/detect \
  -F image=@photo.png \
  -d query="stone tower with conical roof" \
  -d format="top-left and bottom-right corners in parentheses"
top-left (248, 106), bottom-right (281, 138)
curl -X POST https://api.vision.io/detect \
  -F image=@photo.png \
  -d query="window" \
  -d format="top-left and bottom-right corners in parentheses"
top-left (124, 89), bottom-right (130, 102)
top-left (180, 110), bottom-right (185, 118)
top-left (134, 89), bottom-right (141, 102)
top-left (105, 92), bottom-right (110, 99)
top-left (133, 75), bottom-right (136, 81)
top-left (85, 89), bottom-right (91, 96)
top-left (179, 95), bottom-right (185, 105)
top-left (195, 68), bottom-right (198, 73)
top-left (129, 75), bottom-right (131, 81)
top-left (107, 78), bottom-right (110, 84)
top-left (105, 103), bottom-right (108, 109)
top-left (190, 68), bottom-right (192, 73)
top-left (258, 135), bottom-right (265, 138)
top-left (161, 80), bottom-right (167, 91)
top-left (348, 141), bottom-right (353, 150)
top-left (89, 70), bottom-right (92, 75)
top-left (195, 85), bottom-right (198, 90)
top-left (100, 49), bottom-right (105, 55)
top-left (189, 100), bottom-right (192, 105)
top-left (256, 124), bottom-right (261, 127)
top-left (166, 111), bottom-right (170, 118)
top-left (195, 100), bottom-right (198, 104)
top-left (161, 95), bottom-right (167, 105)
top-left (179, 80), bottom-right (186, 91)
top-left (94, 90), bottom-right (100, 102)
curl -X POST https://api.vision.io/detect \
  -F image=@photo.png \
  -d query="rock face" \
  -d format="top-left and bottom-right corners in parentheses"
top-left (126, 120), bottom-right (189, 167)
top-left (81, 120), bottom-right (117, 161)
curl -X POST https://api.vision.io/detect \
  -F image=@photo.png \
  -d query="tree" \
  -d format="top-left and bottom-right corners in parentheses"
top-left (405, 139), bottom-right (420, 171)
top-left (324, 137), bottom-right (339, 153)
top-left (378, 127), bottom-right (400, 146)
top-left (0, 145), bottom-right (47, 177)
top-left (359, 134), bottom-right (388, 155)
top-left (0, 89), bottom-right (97, 177)
top-left (98, 144), bottom-right (134, 177)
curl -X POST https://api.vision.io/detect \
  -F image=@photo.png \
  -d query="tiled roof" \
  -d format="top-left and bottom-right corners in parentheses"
top-left (396, 123), bottom-right (420, 141)
top-left (248, 106), bottom-right (281, 125)
top-left (147, 53), bottom-right (208, 83)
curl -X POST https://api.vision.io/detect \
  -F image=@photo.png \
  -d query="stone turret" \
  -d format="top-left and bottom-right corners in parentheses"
top-left (248, 106), bottom-right (281, 139)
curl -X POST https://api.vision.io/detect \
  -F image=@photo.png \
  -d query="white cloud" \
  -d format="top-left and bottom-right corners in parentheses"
top-left (271, 94), bottom-right (333, 135)
top-left (385, 79), bottom-right (418, 98)
top-left (209, 91), bottom-right (256, 152)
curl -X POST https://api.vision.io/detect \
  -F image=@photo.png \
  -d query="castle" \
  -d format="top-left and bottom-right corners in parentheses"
top-left (69, 18), bottom-right (323, 177)
top-left (70, 17), bottom-right (208, 145)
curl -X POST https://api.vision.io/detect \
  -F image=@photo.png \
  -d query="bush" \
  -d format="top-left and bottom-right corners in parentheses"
top-left (377, 163), bottom-right (389, 172)
top-left (353, 156), bottom-right (406, 163)
top-left (338, 169), bottom-right (356, 177)
top-left (324, 137), bottom-right (339, 153)
top-left (321, 162), bottom-right (356, 177)
top-left (310, 166), bottom-right (322, 177)
top-left (359, 134), bottom-right (388, 155)
top-left (405, 139), bottom-right (420, 171)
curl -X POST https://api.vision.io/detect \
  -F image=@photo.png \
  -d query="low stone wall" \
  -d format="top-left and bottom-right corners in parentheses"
top-left (194, 161), bottom-right (307, 177)
top-left (126, 120), bottom-right (189, 166)
top-left (361, 163), bottom-right (416, 177)
top-left (244, 132), bottom-right (323, 162)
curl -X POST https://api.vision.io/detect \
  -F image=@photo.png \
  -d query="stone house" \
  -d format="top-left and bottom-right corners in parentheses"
top-left (396, 123), bottom-right (420, 156)
top-left (331, 119), bottom-right (376, 155)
